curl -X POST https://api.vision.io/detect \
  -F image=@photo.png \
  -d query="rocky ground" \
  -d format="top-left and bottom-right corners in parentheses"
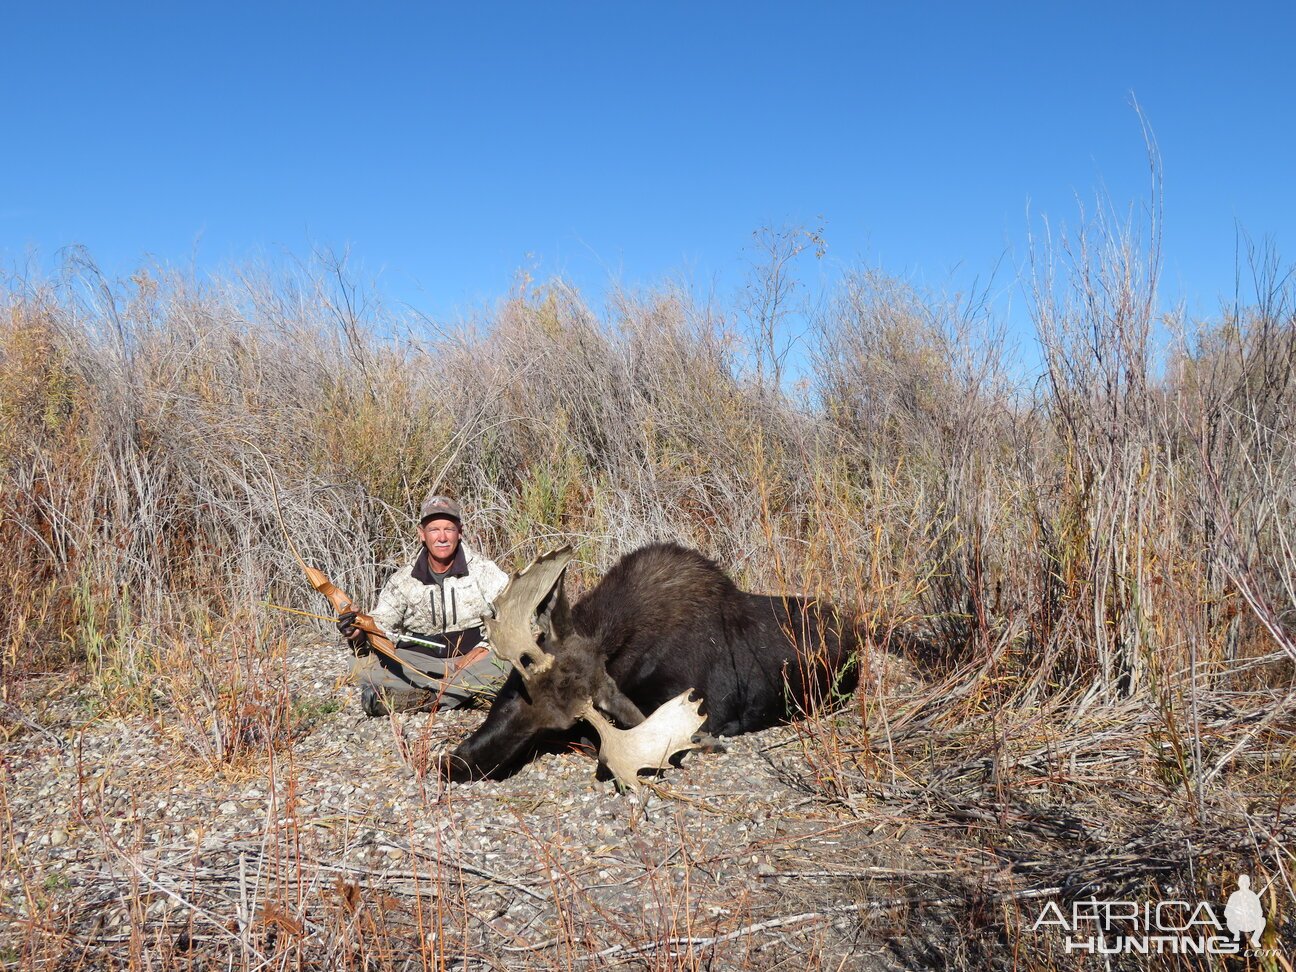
top-left (7, 638), bottom-right (1183, 971)
top-left (0, 638), bottom-right (987, 971)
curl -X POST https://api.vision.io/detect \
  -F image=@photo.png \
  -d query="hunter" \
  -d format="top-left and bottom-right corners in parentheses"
top-left (339, 495), bottom-right (510, 715)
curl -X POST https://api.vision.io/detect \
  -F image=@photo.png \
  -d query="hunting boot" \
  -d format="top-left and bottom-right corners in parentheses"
top-left (360, 683), bottom-right (438, 717)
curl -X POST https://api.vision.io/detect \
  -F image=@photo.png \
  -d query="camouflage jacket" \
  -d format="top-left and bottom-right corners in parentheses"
top-left (370, 542), bottom-right (509, 644)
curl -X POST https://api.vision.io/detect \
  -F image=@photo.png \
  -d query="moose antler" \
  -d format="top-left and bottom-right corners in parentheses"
top-left (576, 692), bottom-right (705, 791)
top-left (483, 546), bottom-right (572, 679)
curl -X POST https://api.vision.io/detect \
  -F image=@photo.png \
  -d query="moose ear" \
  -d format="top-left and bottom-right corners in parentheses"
top-left (535, 566), bottom-right (572, 644)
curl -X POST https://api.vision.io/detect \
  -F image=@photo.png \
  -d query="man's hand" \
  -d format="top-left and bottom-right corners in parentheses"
top-left (336, 611), bottom-right (370, 655)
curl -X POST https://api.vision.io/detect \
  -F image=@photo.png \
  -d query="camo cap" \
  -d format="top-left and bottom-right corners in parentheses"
top-left (419, 494), bottom-right (462, 525)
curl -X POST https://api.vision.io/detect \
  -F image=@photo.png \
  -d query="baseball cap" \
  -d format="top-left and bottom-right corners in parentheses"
top-left (419, 494), bottom-right (462, 525)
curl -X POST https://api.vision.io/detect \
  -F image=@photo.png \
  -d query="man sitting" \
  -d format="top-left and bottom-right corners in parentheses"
top-left (339, 495), bottom-right (510, 715)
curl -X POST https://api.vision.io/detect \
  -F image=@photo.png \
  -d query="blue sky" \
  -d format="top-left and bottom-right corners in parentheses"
top-left (3, 3), bottom-right (1293, 347)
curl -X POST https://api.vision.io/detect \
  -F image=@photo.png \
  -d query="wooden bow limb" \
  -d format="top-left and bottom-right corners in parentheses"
top-left (241, 439), bottom-right (421, 679)
top-left (268, 591), bottom-right (418, 673)
top-left (303, 566), bottom-right (414, 673)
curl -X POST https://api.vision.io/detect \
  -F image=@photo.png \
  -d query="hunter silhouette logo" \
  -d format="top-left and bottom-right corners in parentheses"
top-left (1224, 875), bottom-right (1265, 947)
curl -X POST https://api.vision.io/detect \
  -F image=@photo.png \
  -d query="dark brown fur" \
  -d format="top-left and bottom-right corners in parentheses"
top-left (443, 543), bottom-right (861, 781)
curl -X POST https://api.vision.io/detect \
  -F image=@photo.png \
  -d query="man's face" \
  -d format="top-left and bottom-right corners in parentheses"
top-left (419, 517), bottom-right (462, 563)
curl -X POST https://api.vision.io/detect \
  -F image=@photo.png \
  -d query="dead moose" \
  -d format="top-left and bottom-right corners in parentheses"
top-left (441, 543), bottom-right (861, 788)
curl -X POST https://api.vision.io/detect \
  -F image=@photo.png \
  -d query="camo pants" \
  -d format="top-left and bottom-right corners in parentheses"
top-left (349, 644), bottom-right (510, 712)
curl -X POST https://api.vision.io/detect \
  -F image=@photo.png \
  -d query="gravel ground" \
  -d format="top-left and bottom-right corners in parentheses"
top-left (1, 644), bottom-right (952, 970)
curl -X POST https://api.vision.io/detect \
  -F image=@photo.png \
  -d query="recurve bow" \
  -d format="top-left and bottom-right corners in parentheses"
top-left (301, 566), bottom-right (411, 671)
top-left (306, 566), bottom-right (490, 680)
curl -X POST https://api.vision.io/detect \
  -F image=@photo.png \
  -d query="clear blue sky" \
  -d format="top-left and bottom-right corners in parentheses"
top-left (3, 2), bottom-right (1293, 342)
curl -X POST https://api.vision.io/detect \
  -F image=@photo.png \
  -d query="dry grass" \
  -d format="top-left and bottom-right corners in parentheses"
top-left (2, 195), bottom-right (1295, 969)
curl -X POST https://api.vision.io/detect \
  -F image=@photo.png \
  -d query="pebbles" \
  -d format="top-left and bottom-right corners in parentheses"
top-left (35, 828), bottom-right (69, 848)
top-left (3, 643), bottom-right (892, 967)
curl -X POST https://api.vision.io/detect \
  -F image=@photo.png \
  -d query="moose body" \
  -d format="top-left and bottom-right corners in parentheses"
top-left (444, 543), bottom-right (860, 782)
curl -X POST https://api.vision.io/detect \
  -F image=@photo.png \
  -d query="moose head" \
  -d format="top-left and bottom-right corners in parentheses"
top-left (446, 547), bottom-right (705, 789)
